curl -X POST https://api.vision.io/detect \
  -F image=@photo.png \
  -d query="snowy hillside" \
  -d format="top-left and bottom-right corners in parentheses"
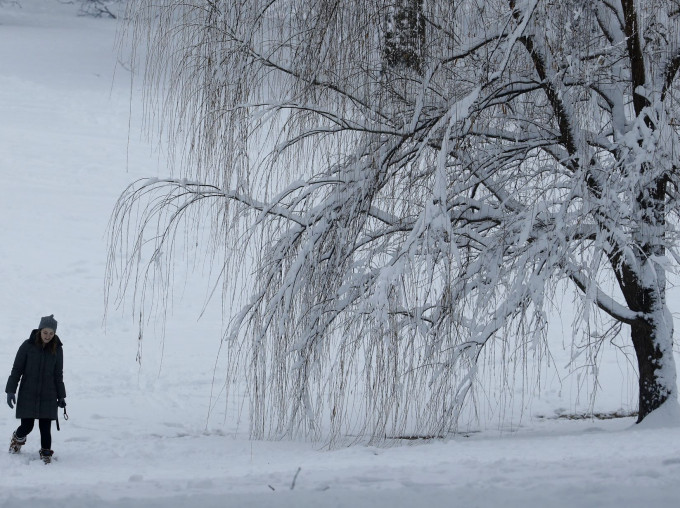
top-left (1, 1), bottom-right (680, 507)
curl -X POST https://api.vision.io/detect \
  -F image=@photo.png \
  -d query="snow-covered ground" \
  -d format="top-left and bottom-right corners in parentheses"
top-left (1, 1), bottom-right (680, 506)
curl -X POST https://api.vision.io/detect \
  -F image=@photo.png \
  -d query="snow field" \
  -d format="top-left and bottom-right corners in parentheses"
top-left (0, 1), bottom-right (680, 507)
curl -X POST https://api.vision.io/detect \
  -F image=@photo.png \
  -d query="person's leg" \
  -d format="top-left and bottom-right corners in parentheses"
top-left (38, 419), bottom-right (52, 450)
top-left (9, 419), bottom-right (33, 452)
top-left (15, 419), bottom-right (35, 439)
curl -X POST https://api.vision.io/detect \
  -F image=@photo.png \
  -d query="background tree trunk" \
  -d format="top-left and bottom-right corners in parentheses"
top-left (383, 0), bottom-right (425, 73)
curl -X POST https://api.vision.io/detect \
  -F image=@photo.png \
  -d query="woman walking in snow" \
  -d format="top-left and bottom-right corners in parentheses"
top-left (5, 314), bottom-right (66, 463)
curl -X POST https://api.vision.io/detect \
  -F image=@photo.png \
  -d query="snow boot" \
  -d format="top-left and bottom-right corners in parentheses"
top-left (9, 431), bottom-right (26, 454)
top-left (39, 448), bottom-right (54, 464)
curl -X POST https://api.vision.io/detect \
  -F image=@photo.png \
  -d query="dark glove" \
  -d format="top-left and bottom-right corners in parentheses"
top-left (58, 398), bottom-right (66, 409)
top-left (7, 393), bottom-right (15, 409)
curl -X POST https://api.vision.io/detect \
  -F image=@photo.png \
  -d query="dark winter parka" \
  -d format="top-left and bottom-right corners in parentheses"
top-left (5, 330), bottom-right (66, 420)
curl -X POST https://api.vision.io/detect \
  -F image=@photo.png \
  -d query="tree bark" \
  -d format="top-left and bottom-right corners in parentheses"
top-left (616, 187), bottom-right (675, 423)
top-left (618, 0), bottom-right (676, 423)
top-left (630, 309), bottom-right (673, 422)
top-left (383, 0), bottom-right (425, 73)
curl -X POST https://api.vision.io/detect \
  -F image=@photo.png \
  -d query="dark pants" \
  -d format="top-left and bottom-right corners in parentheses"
top-left (15, 418), bottom-right (52, 450)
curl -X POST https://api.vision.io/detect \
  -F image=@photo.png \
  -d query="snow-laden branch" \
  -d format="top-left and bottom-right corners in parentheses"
top-left (567, 268), bottom-right (642, 325)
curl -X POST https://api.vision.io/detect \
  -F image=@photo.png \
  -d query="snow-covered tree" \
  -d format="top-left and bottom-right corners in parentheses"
top-left (110, 0), bottom-right (680, 440)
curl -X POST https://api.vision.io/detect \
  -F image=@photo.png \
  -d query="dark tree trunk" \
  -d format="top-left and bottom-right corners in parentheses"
top-left (383, 0), bottom-right (426, 73)
top-left (629, 182), bottom-right (672, 423)
top-left (618, 0), bottom-right (675, 423)
top-left (616, 188), bottom-right (674, 424)
top-left (630, 315), bottom-right (672, 422)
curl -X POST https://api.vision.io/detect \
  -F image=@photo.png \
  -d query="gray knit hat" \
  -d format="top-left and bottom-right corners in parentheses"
top-left (38, 314), bottom-right (58, 331)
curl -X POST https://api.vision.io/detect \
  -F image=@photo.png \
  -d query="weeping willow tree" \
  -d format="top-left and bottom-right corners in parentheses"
top-left (108, 0), bottom-right (680, 441)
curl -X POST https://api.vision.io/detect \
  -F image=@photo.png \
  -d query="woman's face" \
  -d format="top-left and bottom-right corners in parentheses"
top-left (40, 328), bottom-right (55, 344)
